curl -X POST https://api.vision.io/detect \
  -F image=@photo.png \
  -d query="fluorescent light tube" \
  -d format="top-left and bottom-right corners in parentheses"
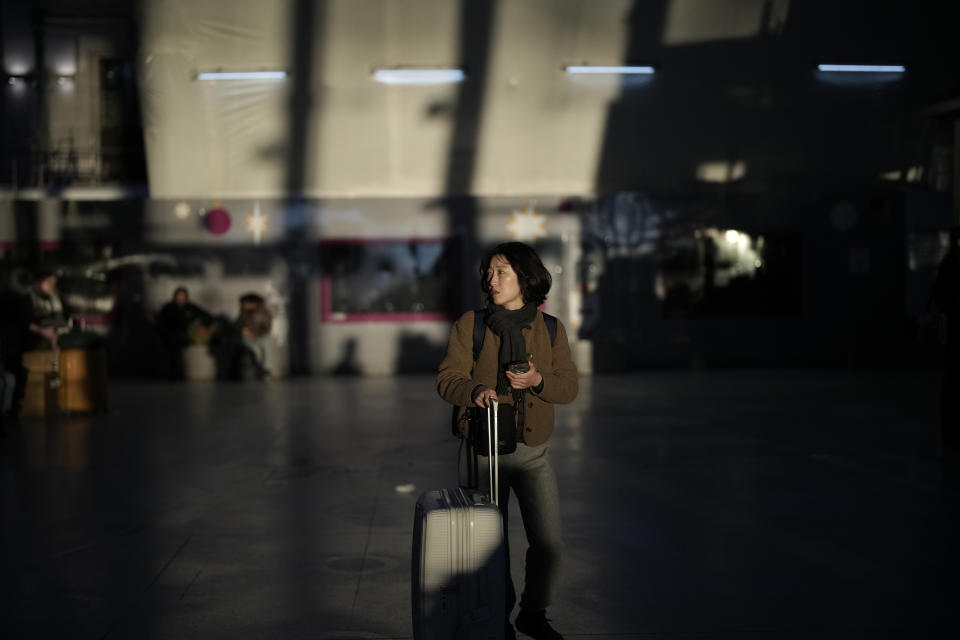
top-left (196, 71), bottom-right (287, 80)
top-left (565, 65), bottom-right (655, 74)
top-left (373, 69), bottom-right (465, 85)
top-left (817, 64), bottom-right (905, 73)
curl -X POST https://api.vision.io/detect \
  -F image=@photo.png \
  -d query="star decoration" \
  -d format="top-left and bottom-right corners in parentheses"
top-left (507, 202), bottom-right (547, 242)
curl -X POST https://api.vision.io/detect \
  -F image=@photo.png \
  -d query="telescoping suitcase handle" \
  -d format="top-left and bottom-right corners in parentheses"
top-left (487, 398), bottom-right (499, 506)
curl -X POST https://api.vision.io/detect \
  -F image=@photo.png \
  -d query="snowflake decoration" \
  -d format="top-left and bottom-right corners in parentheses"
top-left (507, 203), bottom-right (547, 242)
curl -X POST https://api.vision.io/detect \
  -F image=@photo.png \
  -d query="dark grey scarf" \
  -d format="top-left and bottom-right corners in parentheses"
top-left (484, 303), bottom-right (537, 395)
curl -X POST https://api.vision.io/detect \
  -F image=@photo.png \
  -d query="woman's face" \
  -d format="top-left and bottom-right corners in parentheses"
top-left (486, 255), bottom-right (524, 310)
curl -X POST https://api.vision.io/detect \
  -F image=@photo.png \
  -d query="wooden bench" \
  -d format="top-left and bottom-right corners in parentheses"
top-left (21, 350), bottom-right (59, 418)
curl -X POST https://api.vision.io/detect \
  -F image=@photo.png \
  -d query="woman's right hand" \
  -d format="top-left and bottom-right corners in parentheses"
top-left (472, 385), bottom-right (498, 408)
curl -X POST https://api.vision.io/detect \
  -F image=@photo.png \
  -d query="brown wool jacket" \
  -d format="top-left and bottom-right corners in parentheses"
top-left (437, 310), bottom-right (579, 446)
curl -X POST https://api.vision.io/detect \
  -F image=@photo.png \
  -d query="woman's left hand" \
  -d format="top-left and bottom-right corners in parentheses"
top-left (506, 361), bottom-right (543, 390)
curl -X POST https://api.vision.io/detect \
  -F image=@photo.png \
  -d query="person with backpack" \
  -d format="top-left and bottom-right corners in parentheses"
top-left (437, 241), bottom-right (579, 640)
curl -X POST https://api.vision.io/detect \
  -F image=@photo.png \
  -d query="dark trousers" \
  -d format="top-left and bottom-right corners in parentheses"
top-left (460, 440), bottom-right (564, 617)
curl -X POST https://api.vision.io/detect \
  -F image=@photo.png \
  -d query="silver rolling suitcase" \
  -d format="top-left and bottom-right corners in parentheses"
top-left (412, 400), bottom-right (505, 640)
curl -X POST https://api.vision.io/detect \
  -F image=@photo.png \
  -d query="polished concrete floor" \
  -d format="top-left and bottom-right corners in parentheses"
top-left (2, 370), bottom-right (959, 639)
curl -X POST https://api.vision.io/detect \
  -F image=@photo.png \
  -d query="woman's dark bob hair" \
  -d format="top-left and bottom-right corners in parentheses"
top-left (479, 242), bottom-right (552, 307)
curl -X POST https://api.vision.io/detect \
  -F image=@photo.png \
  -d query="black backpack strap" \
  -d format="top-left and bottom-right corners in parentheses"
top-left (472, 308), bottom-right (486, 361)
top-left (452, 309), bottom-right (487, 439)
top-left (542, 312), bottom-right (558, 346)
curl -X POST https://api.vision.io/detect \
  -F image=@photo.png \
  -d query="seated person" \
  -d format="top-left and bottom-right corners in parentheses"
top-left (26, 269), bottom-right (69, 359)
top-left (156, 286), bottom-right (213, 347)
top-left (237, 293), bottom-right (274, 377)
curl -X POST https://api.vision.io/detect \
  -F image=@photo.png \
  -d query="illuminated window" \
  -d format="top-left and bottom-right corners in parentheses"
top-left (658, 230), bottom-right (802, 316)
top-left (320, 239), bottom-right (459, 322)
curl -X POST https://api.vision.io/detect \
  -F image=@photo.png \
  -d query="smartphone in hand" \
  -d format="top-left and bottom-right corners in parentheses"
top-left (507, 360), bottom-right (530, 374)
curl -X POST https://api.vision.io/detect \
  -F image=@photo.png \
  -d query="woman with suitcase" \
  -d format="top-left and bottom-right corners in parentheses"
top-left (437, 241), bottom-right (579, 640)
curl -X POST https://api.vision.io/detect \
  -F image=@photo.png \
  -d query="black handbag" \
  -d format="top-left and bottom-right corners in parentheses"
top-left (457, 402), bottom-right (517, 456)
